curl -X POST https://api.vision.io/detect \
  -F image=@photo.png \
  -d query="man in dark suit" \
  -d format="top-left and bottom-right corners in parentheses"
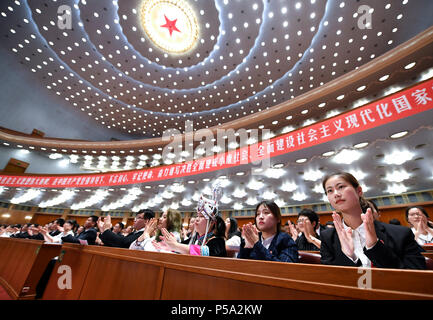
top-left (61, 216), bottom-right (98, 245)
top-left (99, 209), bottom-right (155, 248)
top-left (320, 219), bottom-right (426, 269)
top-left (49, 218), bottom-right (65, 237)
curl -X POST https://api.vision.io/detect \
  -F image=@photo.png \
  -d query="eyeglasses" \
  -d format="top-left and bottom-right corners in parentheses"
top-left (134, 216), bottom-right (144, 221)
top-left (296, 218), bottom-right (309, 223)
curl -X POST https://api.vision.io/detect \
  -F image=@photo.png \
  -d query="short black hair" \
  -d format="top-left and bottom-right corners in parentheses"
top-left (55, 218), bottom-right (65, 227)
top-left (298, 208), bottom-right (319, 228)
top-left (137, 209), bottom-right (155, 220)
top-left (117, 222), bottom-right (124, 229)
top-left (89, 215), bottom-right (99, 226)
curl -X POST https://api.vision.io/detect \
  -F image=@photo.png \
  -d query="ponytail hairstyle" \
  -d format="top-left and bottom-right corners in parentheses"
top-left (322, 172), bottom-right (369, 212)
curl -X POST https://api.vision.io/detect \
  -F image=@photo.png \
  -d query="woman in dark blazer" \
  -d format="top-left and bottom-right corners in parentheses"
top-left (238, 201), bottom-right (298, 263)
top-left (320, 172), bottom-right (425, 269)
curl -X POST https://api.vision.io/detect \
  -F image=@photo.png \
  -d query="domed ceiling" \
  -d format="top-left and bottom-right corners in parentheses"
top-left (0, 0), bottom-right (433, 212)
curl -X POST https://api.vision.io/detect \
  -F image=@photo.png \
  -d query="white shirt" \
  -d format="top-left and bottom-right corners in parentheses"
top-left (411, 227), bottom-right (433, 245)
top-left (47, 230), bottom-right (74, 244)
top-left (261, 234), bottom-right (275, 250)
top-left (226, 235), bottom-right (241, 258)
top-left (343, 220), bottom-right (375, 267)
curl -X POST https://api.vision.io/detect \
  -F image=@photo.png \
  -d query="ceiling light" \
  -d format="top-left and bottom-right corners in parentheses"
top-left (296, 158), bottom-right (307, 163)
top-left (233, 203), bottom-right (243, 210)
top-left (386, 183), bottom-right (408, 194)
top-left (262, 190), bottom-right (277, 200)
top-left (247, 179), bottom-right (265, 190)
top-left (49, 153), bottom-right (63, 159)
top-left (220, 195), bottom-right (232, 204)
top-left (281, 181), bottom-right (297, 192)
top-left (181, 199), bottom-right (192, 207)
top-left (322, 151), bottom-right (335, 157)
top-left (354, 142), bottom-right (369, 149)
top-left (333, 149), bottom-right (362, 164)
top-left (264, 168), bottom-right (285, 179)
top-left (303, 169), bottom-right (324, 181)
top-left (404, 62), bottom-right (416, 69)
top-left (384, 170), bottom-right (410, 183)
top-left (233, 188), bottom-right (247, 198)
top-left (292, 192), bottom-right (307, 201)
top-left (383, 150), bottom-right (414, 165)
top-left (246, 197), bottom-right (258, 206)
top-left (390, 131), bottom-right (408, 139)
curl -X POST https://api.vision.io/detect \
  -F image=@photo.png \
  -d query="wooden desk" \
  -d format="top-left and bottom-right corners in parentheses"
top-left (41, 244), bottom-right (433, 300)
top-left (0, 238), bottom-right (61, 299)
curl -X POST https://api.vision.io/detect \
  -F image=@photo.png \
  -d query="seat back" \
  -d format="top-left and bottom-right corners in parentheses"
top-left (298, 251), bottom-right (321, 264)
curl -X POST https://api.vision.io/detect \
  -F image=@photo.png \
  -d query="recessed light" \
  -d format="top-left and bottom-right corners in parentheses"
top-left (390, 131), bottom-right (408, 139)
top-left (296, 158), bottom-right (307, 163)
top-left (354, 142), bottom-right (369, 149)
top-left (322, 151), bottom-right (335, 157)
top-left (404, 62), bottom-right (416, 69)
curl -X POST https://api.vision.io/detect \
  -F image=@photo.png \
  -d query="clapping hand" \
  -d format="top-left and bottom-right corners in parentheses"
top-left (360, 208), bottom-right (378, 249)
top-left (242, 223), bottom-right (259, 248)
top-left (288, 221), bottom-right (298, 241)
top-left (98, 215), bottom-right (112, 233)
top-left (332, 212), bottom-right (356, 261)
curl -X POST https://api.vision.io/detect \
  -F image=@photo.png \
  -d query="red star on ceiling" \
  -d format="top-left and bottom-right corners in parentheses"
top-left (160, 15), bottom-right (181, 37)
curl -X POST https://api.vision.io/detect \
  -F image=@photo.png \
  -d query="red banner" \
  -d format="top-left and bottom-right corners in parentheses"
top-left (1, 78), bottom-right (433, 188)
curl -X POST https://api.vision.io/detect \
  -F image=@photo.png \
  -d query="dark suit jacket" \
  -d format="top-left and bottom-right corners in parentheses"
top-left (320, 220), bottom-right (426, 269)
top-left (296, 233), bottom-right (320, 251)
top-left (49, 230), bottom-right (61, 237)
top-left (62, 228), bottom-right (97, 245)
top-left (238, 231), bottom-right (299, 263)
top-left (100, 229), bottom-right (143, 248)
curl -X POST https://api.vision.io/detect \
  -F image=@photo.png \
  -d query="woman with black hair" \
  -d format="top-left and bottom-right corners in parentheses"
top-left (238, 201), bottom-right (298, 263)
top-left (225, 217), bottom-right (241, 257)
top-left (321, 171), bottom-right (425, 269)
top-left (405, 206), bottom-right (433, 245)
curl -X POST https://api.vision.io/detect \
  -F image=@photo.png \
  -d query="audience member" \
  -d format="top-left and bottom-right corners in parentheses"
top-left (75, 225), bottom-right (84, 236)
top-left (154, 202), bottom-right (227, 257)
top-left (40, 220), bottom-right (75, 244)
top-left (62, 216), bottom-right (98, 245)
top-left (98, 209), bottom-right (155, 248)
top-left (27, 224), bottom-right (44, 240)
top-left (10, 223), bottom-right (30, 238)
top-left (295, 209), bottom-right (321, 251)
top-left (320, 171), bottom-right (426, 269)
top-left (122, 225), bottom-right (133, 237)
top-left (181, 217), bottom-right (196, 244)
top-left (50, 218), bottom-right (65, 237)
top-left (405, 206), bottom-right (433, 245)
top-left (130, 208), bottom-right (182, 251)
top-left (282, 221), bottom-right (290, 234)
top-left (238, 201), bottom-right (298, 263)
top-left (112, 222), bottom-right (124, 235)
top-left (225, 217), bottom-right (241, 257)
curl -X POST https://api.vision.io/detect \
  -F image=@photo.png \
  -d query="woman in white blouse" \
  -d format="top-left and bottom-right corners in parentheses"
top-left (405, 206), bottom-right (433, 245)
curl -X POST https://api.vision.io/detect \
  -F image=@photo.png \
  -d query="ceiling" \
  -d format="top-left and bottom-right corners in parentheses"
top-left (0, 0), bottom-right (433, 212)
